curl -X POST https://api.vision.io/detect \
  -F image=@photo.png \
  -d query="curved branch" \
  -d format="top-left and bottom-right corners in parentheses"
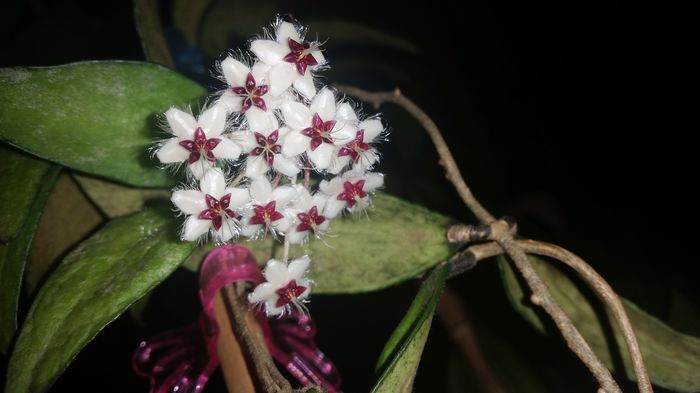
top-left (339, 85), bottom-right (647, 393)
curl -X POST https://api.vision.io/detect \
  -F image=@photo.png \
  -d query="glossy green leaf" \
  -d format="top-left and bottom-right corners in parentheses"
top-left (498, 255), bottom-right (700, 392)
top-left (5, 210), bottom-right (195, 393)
top-left (73, 174), bottom-right (169, 218)
top-left (0, 146), bottom-right (60, 353)
top-left (240, 193), bottom-right (453, 293)
top-left (371, 263), bottom-right (449, 393)
top-left (0, 61), bottom-right (204, 187)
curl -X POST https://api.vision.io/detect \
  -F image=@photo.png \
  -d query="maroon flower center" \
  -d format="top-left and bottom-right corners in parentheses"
top-left (301, 113), bottom-right (336, 151)
top-left (179, 127), bottom-right (222, 164)
top-left (198, 193), bottom-right (237, 231)
top-left (231, 72), bottom-right (269, 112)
top-left (337, 180), bottom-right (367, 208)
top-left (282, 38), bottom-right (319, 75)
top-left (249, 201), bottom-right (284, 228)
top-left (296, 206), bottom-right (326, 233)
top-left (275, 279), bottom-right (307, 307)
top-left (337, 129), bottom-right (371, 163)
top-left (250, 130), bottom-right (282, 167)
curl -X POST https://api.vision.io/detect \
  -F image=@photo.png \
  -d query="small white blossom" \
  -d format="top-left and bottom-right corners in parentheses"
top-left (250, 21), bottom-right (325, 100)
top-left (284, 186), bottom-right (330, 244)
top-left (237, 112), bottom-right (301, 178)
top-left (248, 256), bottom-right (313, 316)
top-left (240, 176), bottom-right (298, 238)
top-left (320, 170), bottom-right (384, 218)
top-left (281, 88), bottom-right (357, 170)
top-left (171, 168), bottom-right (250, 242)
top-left (328, 117), bottom-right (384, 174)
top-left (217, 57), bottom-right (285, 119)
top-left (156, 105), bottom-right (242, 179)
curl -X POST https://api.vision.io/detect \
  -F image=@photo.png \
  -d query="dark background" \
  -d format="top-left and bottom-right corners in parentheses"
top-left (1, 0), bottom-right (696, 392)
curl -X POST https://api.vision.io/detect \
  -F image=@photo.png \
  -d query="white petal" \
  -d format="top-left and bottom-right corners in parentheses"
top-left (319, 176), bottom-right (343, 196)
top-left (272, 185), bottom-right (298, 207)
top-left (312, 193), bottom-right (329, 211)
top-left (172, 190), bottom-right (206, 215)
top-left (266, 303), bottom-right (286, 316)
top-left (225, 187), bottom-right (250, 209)
top-left (221, 57), bottom-right (249, 87)
top-left (288, 256), bottom-right (310, 280)
top-left (281, 131), bottom-right (309, 157)
top-left (217, 91), bottom-right (243, 113)
top-left (331, 122), bottom-right (357, 145)
top-left (235, 130), bottom-right (258, 152)
top-left (269, 64), bottom-right (297, 96)
top-left (272, 216), bottom-right (291, 232)
top-left (323, 197), bottom-right (346, 219)
top-left (156, 138), bottom-right (189, 163)
top-left (246, 108), bottom-right (276, 132)
top-left (248, 282), bottom-right (276, 303)
top-left (264, 259), bottom-right (290, 285)
top-left (165, 108), bottom-right (197, 138)
top-left (336, 102), bottom-right (359, 123)
top-left (251, 62), bottom-right (272, 82)
top-left (310, 88), bottom-right (336, 121)
top-left (327, 155), bottom-right (350, 174)
top-left (212, 137), bottom-right (242, 159)
top-left (272, 154), bottom-right (300, 177)
top-left (217, 220), bottom-right (238, 242)
top-left (198, 105), bottom-right (227, 137)
top-left (188, 159), bottom-right (211, 180)
top-left (363, 172), bottom-right (384, 191)
top-left (249, 176), bottom-right (272, 202)
top-left (311, 49), bottom-right (325, 64)
top-left (307, 143), bottom-right (333, 169)
top-left (356, 149), bottom-right (379, 170)
top-left (182, 216), bottom-right (211, 241)
top-left (360, 119), bottom-right (384, 141)
top-left (293, 72), bottom-right (316, 100)
top-left (286, 229), bottom-right (308, 245)
top-left (276, 21), bottom-right (301, 45)
top-left (245, 155), bottom-right (270, 178)
top-left (250, 40), bottom-right (288, 65)
top-left (281, 101), bottom-right (312, 130)
top-left (297, 278), bottom-right (313, 299)
top-left (200, 168), bottom-right (226, 197)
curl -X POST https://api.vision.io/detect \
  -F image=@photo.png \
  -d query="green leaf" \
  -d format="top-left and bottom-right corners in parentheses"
top-left (0, 61), bottom-right (204, 187)
top-left (238, 193), bottom-right (453, 293)
top-left (5, 209), bottom-right (195, 393)
top-left (498, 255), bottom-right (700, 392)
top-left (0, 145), bottom-right (60, 353)
top-left (371, 263), bottom-right (449, 393)
top-left (73, 174), bottom-right (169, 218)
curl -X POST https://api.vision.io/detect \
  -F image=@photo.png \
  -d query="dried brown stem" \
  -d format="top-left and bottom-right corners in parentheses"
top-left (437, 288), bottom-right (509, 393)
top-left (339, 85), bottom-right (646, 393)
top-left (221, 283), bottom-right (292, 393)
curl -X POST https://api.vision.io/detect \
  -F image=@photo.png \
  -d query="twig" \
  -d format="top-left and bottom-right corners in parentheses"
top-left (436, 288), bottom-right (509, 393)
top-left (339, 85), bottom-right (642, 393)
top-left (132, 0), bottom-right (175, 68)
top-left (221, 283), bottom-right (292, 393)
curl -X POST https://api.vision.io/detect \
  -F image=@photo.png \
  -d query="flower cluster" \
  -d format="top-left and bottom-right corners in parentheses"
top-left (153, 19), bottom-right (387, 316)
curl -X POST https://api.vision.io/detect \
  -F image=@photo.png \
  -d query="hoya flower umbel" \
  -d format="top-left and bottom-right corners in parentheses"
top-left (284, 187), bottom-right (330, 244)
top-left (248, 256), bottom-right (313, 316)
top-left (156, 106), bottom-right (242, 179)
top-left (238, 113), bottom-right (300, 178)
top-left (320, 170), bottom-right (384, 218)
top-left (241, 176), bottom-right (297, 238)
top-left (250, 21), bottom-right (325, 100)
top-left (281, 88), bottom-right (357, 170)
top-left (171, 168), bottom-right (249, 242)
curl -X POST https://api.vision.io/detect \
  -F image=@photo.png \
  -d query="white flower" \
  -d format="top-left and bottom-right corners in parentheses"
top-left (156, 105), bottom-right (242, 179)
top-left (320, 170), bottom-right (384, 218)
top-left (237, 112), bottom-right (300, 178)
top-left (171, 168), bottom-right (250, 242)
top-left (280, 88), bottom-right (357, 170)
top-left (284, 186), bottom-right (330, 244)
top-left (240, 176), bottom-right (298, 238)
top-left (248, 256), bottom-right (313, 317)
top-left (328, 116), bottom-right (384, 174)
top-left (217, 57), bottom-right (284, 117)
top-left (250, 21), bottom-right (325, 100)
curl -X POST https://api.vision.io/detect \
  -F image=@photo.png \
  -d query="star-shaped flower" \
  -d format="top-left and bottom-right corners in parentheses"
top-left (156, 105), bottom-right (242, 179)
top-left (218, 57), bottom-right (283, 118)
top-left (280, 88), bottom-right (357, 170)
top-left (240, 176), bottom-right (298, 238)
top-left (248, 256), bottom-right (313, 317)
top-left (284, 186), bottom-right (330, 244)
top-left (319, 170), bottom-right (384, 218)
top-left (238, 113), bottom-right (300, 178)
top-left (250, 21), bottom-right (325, 100)
top-left (329, 117), bottom-right (384, 174)
top-left (171, 168), bottom-right (250, 242)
